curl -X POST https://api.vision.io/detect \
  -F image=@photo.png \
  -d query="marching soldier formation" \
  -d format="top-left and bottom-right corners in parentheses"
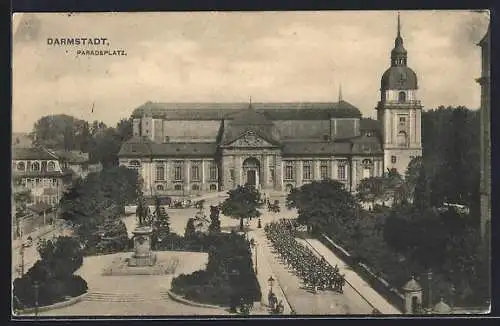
top-left (265, 219), bottom-right (346, 294)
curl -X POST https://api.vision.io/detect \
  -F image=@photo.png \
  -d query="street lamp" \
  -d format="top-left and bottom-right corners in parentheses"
top-left (251, 240), bottom-right (258, 275)
top-left (268, 276), bottom-right (275, 294)
top-left (33, 281), bottom-right (39, 317)
top-left (427, 270), bottom-right (433, 311)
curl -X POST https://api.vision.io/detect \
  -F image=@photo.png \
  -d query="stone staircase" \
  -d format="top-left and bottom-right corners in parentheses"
top-left (84, 289), bottom-right (170, 302)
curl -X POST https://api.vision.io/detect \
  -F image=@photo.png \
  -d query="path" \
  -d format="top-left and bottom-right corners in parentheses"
top-left (303, 237), bottom-right (402, 314)
top-left (19, 252), bottom-right (229, 316)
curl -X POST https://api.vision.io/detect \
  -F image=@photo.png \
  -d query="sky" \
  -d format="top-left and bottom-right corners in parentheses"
top-left (12, 11), bottom-right (489, 133)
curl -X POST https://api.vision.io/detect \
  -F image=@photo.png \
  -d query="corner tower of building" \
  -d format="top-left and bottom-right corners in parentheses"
top-left (377, 12), bottom-right (423, 175)
top-left (477, 22), bottom-right (490, 240)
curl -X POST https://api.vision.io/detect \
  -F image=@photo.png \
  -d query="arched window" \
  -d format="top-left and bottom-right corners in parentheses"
top-left (17, 162), bottom-right (25, 171)
top-left (398, 91), bottom-right (406, 102)
top-left (129, 160), bottom-right (141, 171)
top-left (31, 162), bottom-right (40, 171)
top-left (174, 184), bottom-right (182, 191)
top-left (192, 184), bottom-right (200, 191)
top-left (209, 184), bottom-right (217, 191)
top-left (47, 161), bottom-right (56, 172)
top-left (362, 159), bottom-right (373, 179)
top-left (397, 131), bottom-right (408, 147)
top-left (156, 184), bottom-right (164, 191)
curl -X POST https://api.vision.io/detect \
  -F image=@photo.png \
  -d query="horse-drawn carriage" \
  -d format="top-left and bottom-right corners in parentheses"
top-left (267, 200), bottom-right (280, 213)
top-left (169, 199), bottom-right (192, 209)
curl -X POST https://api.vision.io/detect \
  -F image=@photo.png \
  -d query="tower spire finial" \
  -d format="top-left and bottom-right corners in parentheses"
top-left (397, 11), bottom-right (401, 38)
top-left (338, 83), bottom-right (343, 102)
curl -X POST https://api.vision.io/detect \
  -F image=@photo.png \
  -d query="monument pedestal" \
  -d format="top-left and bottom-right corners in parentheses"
top-left (128, 226), bottom-right (156, 267)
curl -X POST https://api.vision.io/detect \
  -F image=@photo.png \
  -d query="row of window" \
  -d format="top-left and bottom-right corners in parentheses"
top-left (156, 163), bottom-right (218, 182)
top-left (284, 163), bottom-right (346, 181)
top-left (22, 178), bottom-right (59, 188)
top-left (15, 161), bottom-right (57, 172)
top-left (284, 159), bottom-right (374, 181)
top-left (34, 195), bottom-right (58, 205)
top-left (156, 184), bottom-right (218, 191)
top-left (127, 160), bottom-right (218, 183)
top-left (390, 155), bottom-right (415, 164)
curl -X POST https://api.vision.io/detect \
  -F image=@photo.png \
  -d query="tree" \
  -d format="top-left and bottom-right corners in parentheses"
top-left (59, 167), bottom-right (140, 248)
top-left (14, 189), bottom-right (32, 237)
top-left (208, 205), bottom-right (221, 233)
top-left (356, 177), bottom-right (387, 207)
top-left (404, 156), bottom-right (423, 203)
top-left (286, 179), bottom-right (359, 234)
top-left (153, 197), bottom-right (170, 245)
top-left (30, 115), bottom-right (81, 149)
top-left (184, 218), bottom-right (196, 240)
top-left (115, 118), bottom-right (134, 142)
top-left (220, 185), bottom-right (262, 231)
top-left (413, 162), bottom-right (430, 212)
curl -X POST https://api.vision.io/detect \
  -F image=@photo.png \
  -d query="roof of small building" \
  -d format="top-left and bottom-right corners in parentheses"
top-left (53, 150), bottom-right (89, 163)
top-left (403, 277), bottom-right (422, 292)
top-left (131, 101), bottom-right (362, 120)
top-left (28, 202), bottom-right (53, 214)
top-left (433, 298), bottom-right (452, 314)
top-left (12, 147), bottom-right (59, 160)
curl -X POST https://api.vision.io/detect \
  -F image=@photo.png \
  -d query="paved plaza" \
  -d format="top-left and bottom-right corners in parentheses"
top-left (14, 192), bottom-right (401, 316)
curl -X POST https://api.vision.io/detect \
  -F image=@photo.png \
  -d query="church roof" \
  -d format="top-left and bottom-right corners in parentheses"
top-left (131, 101), bottom-right (362, 120)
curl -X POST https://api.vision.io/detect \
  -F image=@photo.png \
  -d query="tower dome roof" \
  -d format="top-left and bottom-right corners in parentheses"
top-left (381, 12), bottom-right (418, 91)
top-left (381, 66), bottom-right (418, 90)
top-left (403, 276), bottom-right (422, 292)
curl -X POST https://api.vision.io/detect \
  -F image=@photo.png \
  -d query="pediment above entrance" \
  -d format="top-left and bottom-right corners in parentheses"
top-left (225, 130), bottom-right (278, 148)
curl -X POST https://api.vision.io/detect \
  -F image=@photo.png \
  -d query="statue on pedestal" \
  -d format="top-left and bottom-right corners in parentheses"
top-left (129, 194), bottom-right (156, 267)
top-left (136, 196), bottom-right (151, 227)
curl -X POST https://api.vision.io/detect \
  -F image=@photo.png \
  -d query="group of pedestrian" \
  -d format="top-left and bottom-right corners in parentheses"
top-left (264, 219), bottom-right (346, 294)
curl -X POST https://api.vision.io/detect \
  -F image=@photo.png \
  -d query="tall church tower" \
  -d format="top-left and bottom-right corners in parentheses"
top-left (377, 13), bottom-right (423, 175)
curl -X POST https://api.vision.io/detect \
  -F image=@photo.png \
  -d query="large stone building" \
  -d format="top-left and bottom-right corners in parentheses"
top-left (118, 15), bottom-right (422, 198)
top-left (477, 23), bottom-right (490, 239)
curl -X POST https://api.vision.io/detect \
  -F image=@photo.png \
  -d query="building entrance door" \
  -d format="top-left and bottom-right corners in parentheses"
top-left (242, 157), bottom-right (260, 188)
top-left (247, 169), bottom-right (257, 186)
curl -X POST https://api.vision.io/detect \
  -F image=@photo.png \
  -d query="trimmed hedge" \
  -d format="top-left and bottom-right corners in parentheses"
top-left (171, 232), bottom-right (261, 306)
